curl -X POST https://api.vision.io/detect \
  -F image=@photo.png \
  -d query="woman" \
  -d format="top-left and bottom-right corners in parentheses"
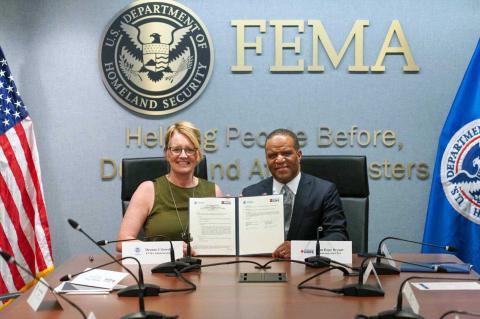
top-left (117, 121), bottom-right (222, 252)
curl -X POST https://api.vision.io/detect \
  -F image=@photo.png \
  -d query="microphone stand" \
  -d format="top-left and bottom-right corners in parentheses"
top-left (372, 236), bottom-right (457, 275)
top-left (67, 219), bottom-right (176, 319)
top-left (151, 240), bottom-right (190, 274)
top-left (176, 232), bottom-right (202, 267)
top-left (0, 251), bottom-right (87, 319)
top-left (340, 256), bottom-right (385, 297)
top-left (304, 226), bottom-right (331, 268)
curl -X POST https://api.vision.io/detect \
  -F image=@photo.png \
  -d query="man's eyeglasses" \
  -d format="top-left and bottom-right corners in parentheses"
top-left (168, 147), bottom-right (197, 156)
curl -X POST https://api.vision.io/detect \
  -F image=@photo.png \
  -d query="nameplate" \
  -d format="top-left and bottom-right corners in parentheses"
top-left (27, 278), bottom-right (50, 311)
top-left (291, 241), bottom-right (352, 264)
top-left (403, 282), bottom-right (420, 314)
top-left (122, 241), bottom-right (183, 265)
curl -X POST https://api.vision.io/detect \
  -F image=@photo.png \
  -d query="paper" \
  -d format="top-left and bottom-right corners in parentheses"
top-left (122, 241), bottom-right (183, 264)
top-left (27, 278), bottom-right (49, 311)
top-left (291, 240), bottom-right (352, 264)
top-left (238, 195), bottom-right (284, 255)
top-left (55, 282), bottom-right (111, 294)
top-left (380, 242), bottom-right (396, 267)
top-left (70, 268), bottom-right (128, 289)
top-left (403, 282), bottom-right (420, 314)
top-left (189, 197), bottom-right (236, 255)
top-left (189, 195), bottom-right (284, 255)
top-left (363, 260), bottom-right (383, 289)
top-left (411, 281), bottom-right (480, 291)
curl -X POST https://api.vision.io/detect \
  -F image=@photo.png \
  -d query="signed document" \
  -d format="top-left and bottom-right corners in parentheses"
top-left (189, 197), bottom-right (237, 255)
top-left (189, 195), bottom-right (284, 256)
top-left (237, 195), bottom-right (284, 255)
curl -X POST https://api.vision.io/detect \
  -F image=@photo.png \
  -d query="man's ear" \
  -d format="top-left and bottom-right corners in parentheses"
top-left (297, 149), bottom-right (302, 160)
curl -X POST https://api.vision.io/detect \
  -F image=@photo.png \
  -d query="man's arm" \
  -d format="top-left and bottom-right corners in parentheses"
top-left (320, 183), bottom-right (349, 241)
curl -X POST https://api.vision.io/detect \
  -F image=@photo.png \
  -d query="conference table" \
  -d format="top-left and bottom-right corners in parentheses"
top-left (2, 253), bottom-right (478, 318)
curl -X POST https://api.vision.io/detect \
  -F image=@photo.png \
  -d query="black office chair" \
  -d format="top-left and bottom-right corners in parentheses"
top-left (121, 156), bottom-right (208, 215)
top-left (300, 155), bottom-right (369, 254)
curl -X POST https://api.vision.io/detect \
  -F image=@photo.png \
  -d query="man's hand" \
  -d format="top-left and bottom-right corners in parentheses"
top-left (272, 241), bottom-right (291, 258)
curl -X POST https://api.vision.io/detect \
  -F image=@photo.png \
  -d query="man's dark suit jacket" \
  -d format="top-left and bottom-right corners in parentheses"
top-left (242, 173), bottom-right (348, 241)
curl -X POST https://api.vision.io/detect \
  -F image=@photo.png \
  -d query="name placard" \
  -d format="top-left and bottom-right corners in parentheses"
top-left (291, 241), bottom-right (352, 264)
top-left (122, 241), bottom-right (183, 265)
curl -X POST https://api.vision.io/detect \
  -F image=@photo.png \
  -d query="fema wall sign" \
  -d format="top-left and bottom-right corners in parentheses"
top-left (100, 0), bottom-right (214, 116)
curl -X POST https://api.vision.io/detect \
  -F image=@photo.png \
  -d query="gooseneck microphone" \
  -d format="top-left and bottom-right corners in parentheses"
top-left (0, 250), bottom-right (87, 319)
top-left (361, 254), bottom-right (450, 274)
top-left (304, 226), bottom-right (331, 267)
top-left (357, 275), bottom-right (480, 319)
top-left (439, 310), bottom-right (480, 319)
top-left (67, 219), bottom-right (176, 319)
top-left (96, 234), bottom-right (170, 246)
top-left (372, 236), bottom-right (457, 275)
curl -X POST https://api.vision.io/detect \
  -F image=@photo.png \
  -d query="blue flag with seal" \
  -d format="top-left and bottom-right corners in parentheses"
top-left (422, 39), bottom-right (480, 271)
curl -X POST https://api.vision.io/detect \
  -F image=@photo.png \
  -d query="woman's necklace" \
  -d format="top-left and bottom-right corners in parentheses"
top-left (166, 175), bottom-right (195, 238)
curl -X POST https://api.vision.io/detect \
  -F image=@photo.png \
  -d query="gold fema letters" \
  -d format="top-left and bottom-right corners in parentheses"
top-left (231, 19), bottom-right (419, 73)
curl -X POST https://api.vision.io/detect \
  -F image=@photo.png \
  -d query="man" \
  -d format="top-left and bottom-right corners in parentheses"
top-left (242, 129), bottom-right (348, 258)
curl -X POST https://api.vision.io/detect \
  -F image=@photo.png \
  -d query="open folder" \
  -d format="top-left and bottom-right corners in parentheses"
top-left (189, 195), bottom-right (285, 256)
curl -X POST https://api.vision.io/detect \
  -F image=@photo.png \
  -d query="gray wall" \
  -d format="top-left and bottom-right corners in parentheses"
top-left (1, 0), bottom-right (479, 263)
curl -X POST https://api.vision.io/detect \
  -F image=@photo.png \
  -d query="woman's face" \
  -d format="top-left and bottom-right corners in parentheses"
top-left (166, 132), bottom-right (199, 177)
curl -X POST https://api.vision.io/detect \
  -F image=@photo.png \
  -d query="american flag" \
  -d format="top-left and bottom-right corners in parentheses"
top-left (0, 47), bottom-right (53, 307)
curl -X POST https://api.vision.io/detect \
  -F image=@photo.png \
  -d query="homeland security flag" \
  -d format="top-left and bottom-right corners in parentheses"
top-left (422, 40), bottom-right (480, 271)
top-left (0, 47), bottom-right (54, 307)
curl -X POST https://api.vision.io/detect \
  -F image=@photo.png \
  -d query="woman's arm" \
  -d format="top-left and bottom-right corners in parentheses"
top-left (116, 181), bottom-right (155, 252)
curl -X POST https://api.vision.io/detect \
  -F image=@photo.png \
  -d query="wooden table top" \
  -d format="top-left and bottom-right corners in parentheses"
top-left (2, 253), bottom-right (478, 318)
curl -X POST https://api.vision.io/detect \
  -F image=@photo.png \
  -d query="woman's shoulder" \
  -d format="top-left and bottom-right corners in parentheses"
top-left (197, 177), bottom-right (215, 186)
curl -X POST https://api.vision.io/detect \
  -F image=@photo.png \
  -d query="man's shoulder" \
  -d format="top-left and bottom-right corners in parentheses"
top-left (242, 177), bottom-right (273, 196)
top-left (300, 172), bottom-right (336, 189)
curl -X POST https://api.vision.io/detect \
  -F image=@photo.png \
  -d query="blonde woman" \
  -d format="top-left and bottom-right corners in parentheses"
top-left (117, 121), bottom-right (222, 252)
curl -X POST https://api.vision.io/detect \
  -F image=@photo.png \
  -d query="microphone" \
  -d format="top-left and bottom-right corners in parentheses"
top-left (304, 226), bottom-right (331, 267)
top-left (361, 254), bottom-right (450, 275)
top-left (439, 310), bottom-right (480, 319)
top-left (0, 250), bottom-right (87, 319)
top-left (372, 236), bottom-right (457, 275)
top-left (67, 219), bottom-right (176, 319)
top-left (96, 234), bottom-right (170, 246)
top-left (359, 275), bottom-right (480, 319)
top-left (176, 232), bottom-right (202, 266)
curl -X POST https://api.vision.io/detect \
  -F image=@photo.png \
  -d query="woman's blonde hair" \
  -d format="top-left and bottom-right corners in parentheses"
top-left (164, 121), bottom-right (202, 163)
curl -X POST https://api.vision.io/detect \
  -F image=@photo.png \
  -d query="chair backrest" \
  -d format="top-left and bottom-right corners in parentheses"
top-left (300, 155), bottom-right (369, 253)
top-left (121, 157), bottom-right (208, 215)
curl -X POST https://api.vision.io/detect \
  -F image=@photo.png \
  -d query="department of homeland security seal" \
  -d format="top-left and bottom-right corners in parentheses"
top-left (99, 0), bottom-right (213, 116)
top-left (441, 119), bottom-right (480, 224)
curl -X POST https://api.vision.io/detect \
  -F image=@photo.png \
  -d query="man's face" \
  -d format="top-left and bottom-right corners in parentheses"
top-left (265, 134), bottom-right (302, 184)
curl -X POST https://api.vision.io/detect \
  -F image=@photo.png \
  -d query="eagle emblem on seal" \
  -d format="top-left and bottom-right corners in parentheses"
top-left (448, 155), bottom-right (480, 201)
top-left (119, 22), bottom-right (193, 82)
